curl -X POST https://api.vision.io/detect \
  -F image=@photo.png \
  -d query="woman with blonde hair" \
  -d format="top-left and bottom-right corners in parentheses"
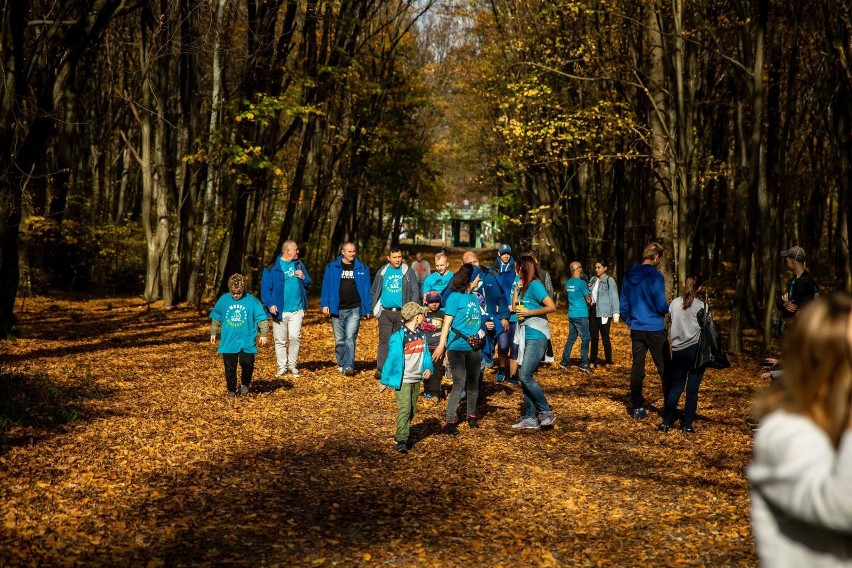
top-left (748, 293), bottom-right (852, 567)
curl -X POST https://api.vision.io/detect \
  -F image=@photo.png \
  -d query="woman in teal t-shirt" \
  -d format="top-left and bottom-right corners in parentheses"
top-left (433, 263), bottom-right (491, 434)
top-left (511, 255), bottom-right (557, 429)
top-left (210, 273), bottom-right (269, 398)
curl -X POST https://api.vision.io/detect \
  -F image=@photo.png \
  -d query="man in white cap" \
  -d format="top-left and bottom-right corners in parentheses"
top-left (777, 245), bottom-right (818, 332)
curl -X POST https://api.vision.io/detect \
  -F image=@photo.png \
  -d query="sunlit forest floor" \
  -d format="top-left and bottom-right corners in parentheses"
top-left (0, 294), bottom-right (761, 566)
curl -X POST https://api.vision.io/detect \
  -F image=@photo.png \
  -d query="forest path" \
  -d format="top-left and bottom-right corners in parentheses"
top-left (0, 295), bottom-right (758, 566)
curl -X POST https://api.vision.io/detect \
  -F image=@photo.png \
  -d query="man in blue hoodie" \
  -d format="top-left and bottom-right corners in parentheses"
top-left (261, 240), bottom-right (312, 378)
top-left (321, 242), bottom-right (372, 376)
top-left (489, 243), bottom-right (517, 377)
top-left (619, 242), bottom-right (670, 419)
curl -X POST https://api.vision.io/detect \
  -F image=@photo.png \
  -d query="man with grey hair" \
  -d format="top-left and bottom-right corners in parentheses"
top-left (321, 241), bottom-right (372, 376)
top-left (261, 240), bottom-right (312, 377)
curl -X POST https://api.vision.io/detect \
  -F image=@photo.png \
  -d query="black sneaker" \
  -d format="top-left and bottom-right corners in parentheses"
top-left (467, 416), bottom-right (479, 429)
top-left (658, 423), bottom-right (670, 433)
top-left (442, 422), bottom-right (460, 436)
top-left (344, 367), bottom-right (356, 376)
top-left (681, 426), bottom-right (696, 434)
top-left (395, 441), bottom-right (408, 453)
top-left (374, 369), bottom-right (382, 380)
top-left (632, 407), bottom-right (648, 420)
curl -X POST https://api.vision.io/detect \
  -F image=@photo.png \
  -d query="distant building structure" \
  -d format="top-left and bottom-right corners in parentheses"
top-left (441, 202), bottom-right (494, 248)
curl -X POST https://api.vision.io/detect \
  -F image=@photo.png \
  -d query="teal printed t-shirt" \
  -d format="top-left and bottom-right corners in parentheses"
top-left (519, 279), bottom-right (550, 340)
top-left (565, 277), bottom-right (590, 318)
top-left (210, 293), bottom-right (267, 354)
top-left (279, 259), bottom-right (305, 312)
top-left (422, 270), bottom-right (454, 295)
top-left (444, 291), bottom-right (482, 351)
top-left (380, 266), bottom-right (404, 309)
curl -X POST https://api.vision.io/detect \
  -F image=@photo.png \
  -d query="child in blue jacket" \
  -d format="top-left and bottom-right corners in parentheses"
top-left (378, 302), bottom-right (434, 453)
top-left (210, 274), bottom-right (269, 398)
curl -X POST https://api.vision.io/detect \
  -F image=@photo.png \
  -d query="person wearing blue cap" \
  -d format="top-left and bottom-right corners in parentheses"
top-left (489, 243), bottom-right (517, 380)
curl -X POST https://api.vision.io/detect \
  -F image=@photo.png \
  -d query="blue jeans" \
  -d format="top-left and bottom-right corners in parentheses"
top-left (331, 307), bottom-right (361, 370)
top-left (664, 343), bottom-right (705, 428)
top-left (519, 338), bottom-right (551, 418)
top-left (560, 317), bottom-right (590, 367)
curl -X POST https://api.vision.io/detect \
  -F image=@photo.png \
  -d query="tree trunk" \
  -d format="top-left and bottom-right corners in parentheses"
top-left (188, 0), bottom-right (228, 306)
top-left (646, 5), bottom-right (675, 297)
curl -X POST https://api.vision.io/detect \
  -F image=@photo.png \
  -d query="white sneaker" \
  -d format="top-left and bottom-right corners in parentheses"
top-left (290, 368), bottom-right (300, 378)
top-left (276, 367), bottom-right (287, 377)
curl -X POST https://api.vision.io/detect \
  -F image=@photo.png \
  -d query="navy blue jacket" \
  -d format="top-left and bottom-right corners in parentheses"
top-left (619, 264), bottom-right (668, 331)
top-left (260, 255), bottom-right (312, 316)
top-left (320, 255), bottom-right (372, 316)
top-left (441, 271), bottom-right (510, 322)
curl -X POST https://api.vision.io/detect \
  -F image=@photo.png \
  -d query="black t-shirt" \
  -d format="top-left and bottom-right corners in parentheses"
top-left (339, 261), bottom-right (361, 310)
top-left (421, 309), bottom-right (445, 349)
top-left (777, 269), bottom-right (819, 319)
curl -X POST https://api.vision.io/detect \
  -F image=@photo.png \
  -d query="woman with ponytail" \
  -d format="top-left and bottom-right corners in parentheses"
top-left (659, 274), bottom-right (706, 433)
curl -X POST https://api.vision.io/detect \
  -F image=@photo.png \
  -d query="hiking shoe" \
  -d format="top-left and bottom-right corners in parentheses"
top-left (578, 366), bottom-right (592, 374)
top-left (442, 422), bottom-right (460, 436)
top-left (289, 368), bottom-right (300, 378)
top-left (557, 362), bottom-right (570, 370)
top-left (240, 385), bottom-right (250, 396)
top-left (395, 441), bottom-right (408, 454)
top-left (512, 417), bottom-right (540, 429)
top-left (632, 407), bottom-right (648, 420)
top-left (227, 391), bottom-right (237, 398)
top-left (539, 411), bottom-right (556, 427)
top-left (343, 367), bottom-right (356, 376)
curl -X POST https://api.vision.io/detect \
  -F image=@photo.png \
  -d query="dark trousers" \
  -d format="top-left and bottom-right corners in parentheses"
top-left (445, 350), bottom-right (481, 422)
top-left (588, 304), bottom-right (613, 365)
top-left (629, 330), bottom-right (671, 409)
top-left (223, 352), bottom-right (255, 393)
top-left (664, 343), bottom-right (705, 428)
top-left (424, 350), bottom-right (445, 397)
top-left (377, 309), bottom-right (403, 372)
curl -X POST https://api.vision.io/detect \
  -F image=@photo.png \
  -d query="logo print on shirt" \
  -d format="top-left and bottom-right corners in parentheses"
top-left (385, 274), bottom-right (402, 292)
top-left (226, 305), bottom-right (247, 328)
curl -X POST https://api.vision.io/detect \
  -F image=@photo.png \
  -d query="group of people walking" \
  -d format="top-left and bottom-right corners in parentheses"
top-left (207, 239), bottom-right (817, 442)
top-left (207, 238), bottom-right (852, 568)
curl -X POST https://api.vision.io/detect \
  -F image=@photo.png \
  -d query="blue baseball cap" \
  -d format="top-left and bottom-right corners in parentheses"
top-left (498, 243), bottom-right (512, 255)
